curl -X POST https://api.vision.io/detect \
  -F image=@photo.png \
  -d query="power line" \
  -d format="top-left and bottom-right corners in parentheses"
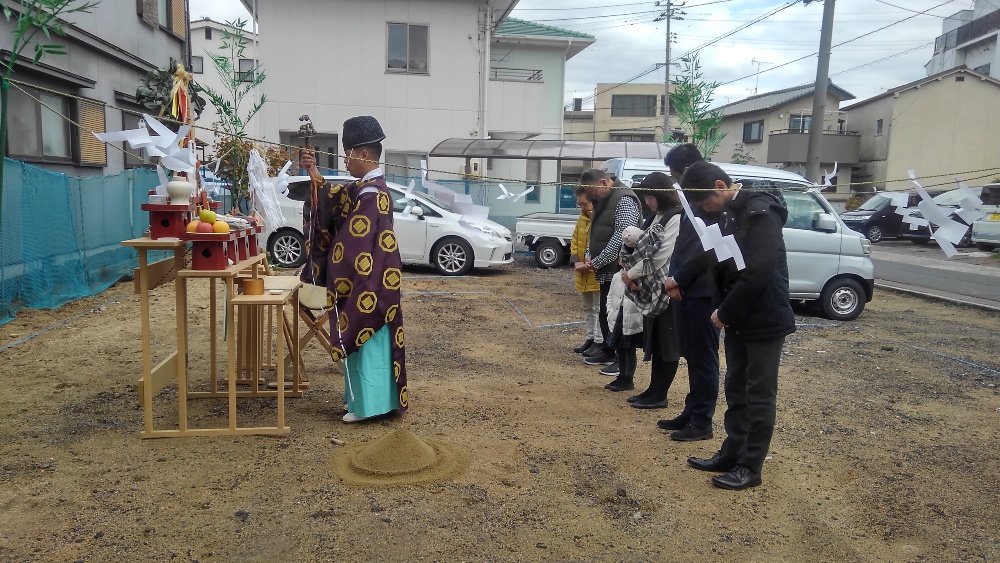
top-left (829, 42), bottom-right (934, 76)
top-left (717, 0), bottom-right (953, 87)
top-left (872, 0), bottom-right (953, 17)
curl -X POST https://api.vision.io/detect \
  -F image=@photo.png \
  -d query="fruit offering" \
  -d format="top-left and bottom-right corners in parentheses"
top-left (213, 220), bottom-right (230, 233)
top-left (199, 209), bottom-right (218, 224)
top-left (196, 221), bottom-right (215, 233)
top-left (186, 220), bottom-right (201, 232)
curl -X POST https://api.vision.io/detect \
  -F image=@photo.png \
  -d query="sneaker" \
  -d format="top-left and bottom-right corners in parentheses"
top-left (573, 339), bottom-right (594, 353)
top-left (342, 412), bottom-right (367, 423)
top-left (584, 352), bottom-right (614, 366)
top-left (656, 416), bottom-right (690, 431)
top-left (598, 361), bottom-right (620, 376)
top-left (582, 343), bottom-right (605, 357)
top-left (604, 376), bottom-right (634, 392)
top-left (670, 424), bottom-right (714, 441)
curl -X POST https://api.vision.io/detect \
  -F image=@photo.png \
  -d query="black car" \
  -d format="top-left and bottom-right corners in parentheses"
top-left (840, 189), bottom-right (945, 243)
top-left (906, 186), bottom-right (986, 247)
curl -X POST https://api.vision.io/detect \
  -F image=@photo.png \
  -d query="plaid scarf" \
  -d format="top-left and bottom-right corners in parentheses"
top-left (620, 212), bottom-right (676, 317)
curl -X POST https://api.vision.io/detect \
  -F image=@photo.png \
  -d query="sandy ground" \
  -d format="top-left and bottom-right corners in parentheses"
top-left (0, 257), bottom-right (997, 562)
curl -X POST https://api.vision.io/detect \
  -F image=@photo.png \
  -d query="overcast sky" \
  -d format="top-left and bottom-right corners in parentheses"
top-left (189, 0), bottom-right (975, 109)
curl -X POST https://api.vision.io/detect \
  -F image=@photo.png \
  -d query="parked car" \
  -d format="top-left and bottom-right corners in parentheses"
top-left (517, 160), bottom-right (876, 321)
top-left (839, 189), bottom-right (946, 244)
top-left (971, 183), bottom-right (1000, 251)
top-left (264, 176), bottom-right (514, 275)
top-left (905, 186), bottom-right (987, 247)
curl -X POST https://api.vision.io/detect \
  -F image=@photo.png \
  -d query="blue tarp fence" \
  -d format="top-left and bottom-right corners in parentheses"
top-left (0, 158), bottom-right (161, 326)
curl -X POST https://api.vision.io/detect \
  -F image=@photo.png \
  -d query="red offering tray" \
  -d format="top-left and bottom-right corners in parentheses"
top-left (183, 231), bottom-right (237, 270)
top-left (142, 202), bottom-right (197, 240)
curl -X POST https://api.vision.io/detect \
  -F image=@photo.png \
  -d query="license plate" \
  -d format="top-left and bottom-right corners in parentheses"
top-left (990, 213), bottom-right (1000, 221)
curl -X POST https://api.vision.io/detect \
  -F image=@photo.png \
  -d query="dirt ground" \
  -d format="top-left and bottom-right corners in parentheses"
top-left (0, 257), bottom-right (997, 562)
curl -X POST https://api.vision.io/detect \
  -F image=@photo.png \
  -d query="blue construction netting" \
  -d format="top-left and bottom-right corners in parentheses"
top-left (0, 158), bottom-right (161, 326)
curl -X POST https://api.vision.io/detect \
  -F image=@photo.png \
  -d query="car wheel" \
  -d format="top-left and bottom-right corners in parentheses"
top-left (865, 225), bottom-right (883, 244)
top-left (432, 237), bottom-right (474, 276)
top-left (534, 240), bottom-right (565, 268)
top-left (820, 278), bottom-right (866, 322)
top-left (268, 229), bottom-right (306, 268)
top-left (975, 242), bottom-right (998, 251)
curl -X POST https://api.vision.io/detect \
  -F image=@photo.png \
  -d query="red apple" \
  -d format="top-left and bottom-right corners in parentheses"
top-left (196, 221), bottom-right (215, 233)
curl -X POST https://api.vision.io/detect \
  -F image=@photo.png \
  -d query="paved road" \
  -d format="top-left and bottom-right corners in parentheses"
top-left (870, 241), bottom-right (1000, 309)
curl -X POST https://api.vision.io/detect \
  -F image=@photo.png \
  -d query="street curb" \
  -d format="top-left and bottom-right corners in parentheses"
top-left (875, 282), bottom-right (1000, 313)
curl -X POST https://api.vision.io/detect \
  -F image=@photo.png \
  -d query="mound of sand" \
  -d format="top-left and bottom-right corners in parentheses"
top-left (332, 428), bottom-right (467, 486)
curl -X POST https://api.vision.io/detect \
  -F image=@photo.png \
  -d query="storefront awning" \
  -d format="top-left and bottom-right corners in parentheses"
top-left (429, 139), bottom-right (674, 161)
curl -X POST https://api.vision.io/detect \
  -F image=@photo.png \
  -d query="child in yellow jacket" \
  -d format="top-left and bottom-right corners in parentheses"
top-left (570, 187), bottom-right (602, 355)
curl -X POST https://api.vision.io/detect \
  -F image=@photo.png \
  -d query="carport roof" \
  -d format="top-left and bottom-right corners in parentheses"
top-left (429, 139), bottom-right (674, 161)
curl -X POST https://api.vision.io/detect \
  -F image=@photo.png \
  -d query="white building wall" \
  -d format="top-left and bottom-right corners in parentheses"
top-left (190, 20), bottom-right (259, 149)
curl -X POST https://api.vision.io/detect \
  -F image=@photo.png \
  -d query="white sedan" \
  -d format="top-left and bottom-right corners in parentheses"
top-left (263, 176), bottom-right (514, 275)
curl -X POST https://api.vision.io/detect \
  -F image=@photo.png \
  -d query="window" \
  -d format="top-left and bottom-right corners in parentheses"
top-left (190, 56), bottom-right (204, 74)
top-left (609, 133), bottom-right (655, 142)
top-left (205, 27), bottom-right (212, 40)
top-left (238, 58), bottom-right (255, 82)
top-left (742, 120), bottom-right (764, 142)
top-left (610, 95), bottom-right (656, 117)
top-left (122, 112), bottom-right (149, 169)
top-left (6, 86), bottom-right (72, 162)
top-left (385, 151), bottom-right (426, 183)
top-left (659, 94), bottom-right (675, 115)
top-left (974, 64), bottom-right (991, 75)
top-left (789, 114), bottom-right (811, 133)
top-left (278, 131), bottom-right (339, 171)
top-left (524, 160), bottom-right (541, 203)
top-left (876, 119), bottom-right (883, 136)
top-left (157, 0), bottom-right (169, 27)
top-left (387, 23), bottom-right (429, 74)
top-left (782, 191), bottom-right (828, 231)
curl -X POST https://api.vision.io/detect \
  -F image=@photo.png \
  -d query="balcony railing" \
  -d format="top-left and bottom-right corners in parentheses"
top-left (490, 67), bottom-right (544, 82)
top-left (766, 130), bottom-right (860, 165)
top-left (933, 9), bottom-right (1000, 54)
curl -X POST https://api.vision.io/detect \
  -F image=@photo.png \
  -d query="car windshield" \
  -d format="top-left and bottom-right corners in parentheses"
top-left (857, 195), bottom-right (889, 211)
top-left (933, 188), bottom-right (977, 207)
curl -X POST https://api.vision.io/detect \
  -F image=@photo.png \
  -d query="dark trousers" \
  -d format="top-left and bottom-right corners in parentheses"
top-left (719, 333), bottom-right (785, 474)
top-left (647, 355), bottom-right (679, 401)
top-left (678, 297), bottom-right (721, 428)
top-left (598, 279), bottom-right (612, 354)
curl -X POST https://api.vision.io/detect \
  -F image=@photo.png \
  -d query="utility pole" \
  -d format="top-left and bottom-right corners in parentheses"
top-left (655, 1), bottom-right (683, 142)
top-left (805, 0), bottom-right (836, 184)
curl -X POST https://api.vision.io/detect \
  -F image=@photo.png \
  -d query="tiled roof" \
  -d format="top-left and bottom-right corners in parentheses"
top-left (715, 81), bottom-right (855, 118)
top-left (495, 17), bottom-right (595, 40)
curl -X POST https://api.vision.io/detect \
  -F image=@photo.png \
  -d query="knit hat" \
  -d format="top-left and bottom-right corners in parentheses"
top-left (342, 116), bottom-right (386, 150)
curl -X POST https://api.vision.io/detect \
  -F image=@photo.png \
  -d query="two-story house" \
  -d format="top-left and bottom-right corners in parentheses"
top-left (925, 0), bottom-right (999, 80)
top-left (713, 81), bottom-right (859, 201)
top-left (843, 66), bottom-right (1000, 193)
top-left (240, 0), bottom-right (594, 227)
top-left (0, 0), bottom-right (189, 176)
top-left (188, 17), bottom-right (258, 150)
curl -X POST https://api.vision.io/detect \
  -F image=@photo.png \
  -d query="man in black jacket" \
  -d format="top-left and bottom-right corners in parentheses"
top-left (678, 161), bottom-right (796, 490)
top-left (659, 144), bottom-right (720, 442)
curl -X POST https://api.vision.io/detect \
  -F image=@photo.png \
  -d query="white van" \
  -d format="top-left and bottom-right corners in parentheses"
top-left (599, 158), bottom-right (875, 321)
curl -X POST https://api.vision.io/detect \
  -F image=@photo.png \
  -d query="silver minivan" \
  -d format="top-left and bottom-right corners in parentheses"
top-left (600, 158), bottom-right (875, 321)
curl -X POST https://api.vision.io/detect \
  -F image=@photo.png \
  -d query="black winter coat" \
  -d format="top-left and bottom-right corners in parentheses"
top-left (714, 190), bottom-right (796, 341)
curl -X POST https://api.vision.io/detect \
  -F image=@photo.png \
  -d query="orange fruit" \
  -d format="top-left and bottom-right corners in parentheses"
top-left (213, 220), bottom-right (230, 233)
top-left (186, 220), bottom-right (201, 232)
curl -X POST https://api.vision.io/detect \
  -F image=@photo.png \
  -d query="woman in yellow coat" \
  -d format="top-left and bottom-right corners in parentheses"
top-left (570, 187), bottom-right (603, 355)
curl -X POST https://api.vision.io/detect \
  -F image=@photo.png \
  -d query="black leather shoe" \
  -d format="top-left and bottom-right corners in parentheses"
top-left (573, 339), bottom-right (594, 353)
top-left (627, 390), bottom-right (653, 403)
top-left (687, 451), bottom-right (737, 472)
top-left (656, 416), bottom-right (690, 431)
top-left (711, 465), bottom-right (761, 490)
top-left (582, 343), bottom-right (604, 357)
top-left (670, 424), bottom-right (713, 441)
top-left (630, 397), bottom-right (668, 409)
top-left (604, 376), bottom-right (634, 392)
